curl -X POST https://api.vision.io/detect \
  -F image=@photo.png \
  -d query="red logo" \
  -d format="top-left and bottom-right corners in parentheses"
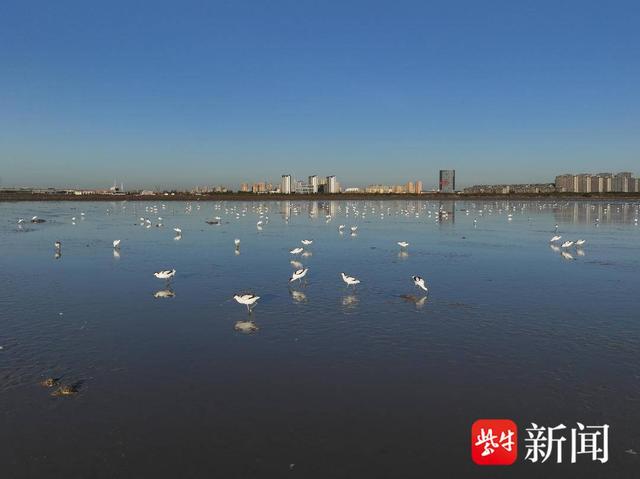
top-left (471, 419), bottom-right (518, 465)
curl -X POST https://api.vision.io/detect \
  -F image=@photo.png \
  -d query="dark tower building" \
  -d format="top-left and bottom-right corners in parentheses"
top-left (439, 170), bottom-right (456, 193)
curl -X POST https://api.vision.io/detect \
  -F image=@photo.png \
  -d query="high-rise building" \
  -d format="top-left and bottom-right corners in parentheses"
top-left (281, 175), bottom-right (292, 194)
top-left (556, 172), bottom-right (638, 193)
top-left (555, 174), bottom-right (578, 192)
top-left (252, 182), bottom-right (267, 193)
top-left (240, 183), bottom-right (250, 193)
top-left (406, 181), bottom-right (415, 194)
top-left (415, 180), bottom-right (423, 194)
top-left (577, 174), bottom-right (592, 193)
top-left (326, 175), bottom-right (338, 193)
top-left (598, 173), bottom-right (613, 192)
top-left (308, 175), bottom-right (319, 193)
top-left (613, 172), bottom-right (633, 192)
top-left (439, 170), bottom-right (456, 193)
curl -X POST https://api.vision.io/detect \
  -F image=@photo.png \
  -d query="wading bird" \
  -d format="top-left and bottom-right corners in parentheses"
top-left (233, 293), bottom-right (260, 313)
top-left (412, 275), bottom-right (428, 292)
top-left (154, 269), bottom-right (176, 280)
top-left (290, 268), bottom-right (308, 284)
top-left (341, 272), bottom-right (360, 287)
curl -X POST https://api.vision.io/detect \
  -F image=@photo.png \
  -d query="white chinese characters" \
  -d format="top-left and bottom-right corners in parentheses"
top-left (524, 423), bottom-right (608, 464)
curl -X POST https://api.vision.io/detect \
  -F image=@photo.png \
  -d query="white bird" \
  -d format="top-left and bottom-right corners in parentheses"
top-left (412, 275), bottom-right (428, 292)
top-left (350, 226), bottom-right (358, 232)
top-left (54, 241), bottom-right (62, 251)
top-left (301, 239), bottom-right (313, 245)
top-left (561, 241), bottom-right (574, 248)
top-left (234, 238), bottom-right (241, 247)
top-left (550, 235), bottom-right (562, 242)
top-left (154, 269), bottom-right (176, 280)
top-left (397, 241), bottom-right (409, 249)
top-left (173, 227), bottom-right (182, 234)
top-left (17, 218), bottom-right (24, 224)
top-left (341, 272), bottom-right (360, 287)
top-left (290, 247), bottom-right (304, 255)
top-left (233, 293), bottom-right (260, 313)
top-left (290, 268), bottom-right (309, 283)
top-left (575, 239), bottom-right (586, 246)
top-left (338, 225), bottom-right (345, 231)
top-left (113, 239), bottom-right (121, 249)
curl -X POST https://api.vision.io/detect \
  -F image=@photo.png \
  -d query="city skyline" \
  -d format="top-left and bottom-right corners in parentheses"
top-left (5, 168), bottom-right (640, 195)
top-left (2, 1), bottom-right (639, 188)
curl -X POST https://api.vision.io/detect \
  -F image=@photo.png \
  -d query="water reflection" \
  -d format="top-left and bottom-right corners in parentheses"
top-left (341, 294), bottom-right (359, 309)
top-left (553, 201), bottom-right (639, 225)
top-left (234, 320), bottom-right (258, 333)
top-left (153, 289), bottom-right (176, 299)
top-left (2, 198), bottom-right (640, 478)
top-left (561, 251), bottom-right (575, 261)
top-left (400, 294), bottom-right (428, 309)
top-left (290, 290), bottom-right (307, 304)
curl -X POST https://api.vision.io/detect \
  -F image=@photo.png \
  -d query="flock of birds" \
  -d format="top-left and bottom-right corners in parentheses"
top-left (20, 199), bottom-right (619, 339)
top-left (30, 201), bottom-right (443, 335)
top-left (549, 225), bottom-right (588, 261)
top-left (146, 234), bottom-right (430, 332)
top-left (15, 199), bottom-right (638, 395)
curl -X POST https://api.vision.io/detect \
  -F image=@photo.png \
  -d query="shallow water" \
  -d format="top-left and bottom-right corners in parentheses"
top-left (1, 199), bottom-right (639, 478)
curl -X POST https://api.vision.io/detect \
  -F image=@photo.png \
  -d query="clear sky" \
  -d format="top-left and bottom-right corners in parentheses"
top-left (1, 0), bottom-right (639, 190)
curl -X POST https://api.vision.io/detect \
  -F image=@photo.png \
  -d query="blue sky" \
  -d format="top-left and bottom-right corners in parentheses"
top-left (1, 0), bottom-right (639, 189)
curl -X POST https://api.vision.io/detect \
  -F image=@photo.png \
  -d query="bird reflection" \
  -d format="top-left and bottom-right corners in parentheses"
top-left (400, 294), bottom-right (428, 309)
top-left (341, 294), bottom-right (359, 308)
top-left (153, 289), bottom-right (176, 298)
top-left (290, 260), bottom-right (304, 269)
top-left (290, 290), bottom-right (307, 304)
top-left (549, 244), bottom-right (561, 253)
top-left (576, 248), bottom-right (586, 257)
top-left (561, 251), bottom-right (575, 261)
top-left (234, 320), bottom-right (259, 333)
top-left (54, 252), bottom-right (62, 260)
top-left (397, 251), bottom-right (409, 260)
top-left (113, 249), bottom-right (121, 259)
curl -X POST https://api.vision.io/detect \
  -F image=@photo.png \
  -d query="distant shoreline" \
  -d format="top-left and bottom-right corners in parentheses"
top-left (2, 192), bottom-right (640, 202)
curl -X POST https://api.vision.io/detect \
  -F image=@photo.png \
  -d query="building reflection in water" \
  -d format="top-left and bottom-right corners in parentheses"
top-left (438, 201), bottom-right (455, 224)
top-left (272, 199), bottom-right (637, 227)
top-left (553, 202), bottom-right (639, 225)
